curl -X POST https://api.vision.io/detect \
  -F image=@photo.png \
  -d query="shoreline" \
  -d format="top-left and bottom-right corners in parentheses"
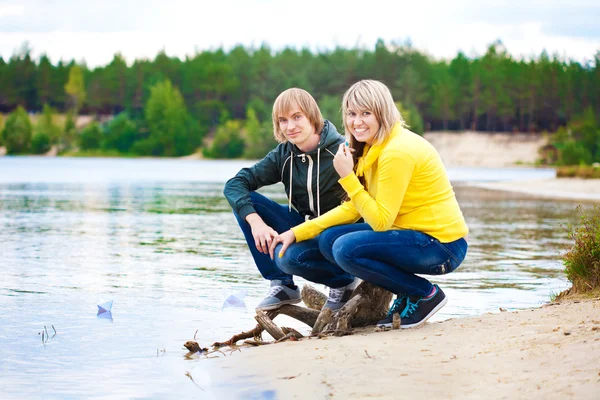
top-left (467, 177), bottom-right (600, 203)
top-left (212, 299), bottom-right (600, 399)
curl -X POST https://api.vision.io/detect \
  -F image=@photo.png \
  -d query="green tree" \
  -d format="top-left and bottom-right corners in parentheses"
top-left (36, 104), bottom-right (60, 143)
top-left (243, 108), bottom-right (276, 159)
top-left (204, 120), bottom-right (245, 159)
top-left (62, 111), bottom-right (77, 149)
top-left (64, 64), bottom-right (86, 113)
top-left (141, 79), bottom-right (199, 156)
top-left (0, 113), bottom-right (4, 146)
top-left (2, 106), bottom-right (32, 154)
top-left (319, 95), bottom-right (343, 129)
top-left (396, 101), bottom-right (424, 135)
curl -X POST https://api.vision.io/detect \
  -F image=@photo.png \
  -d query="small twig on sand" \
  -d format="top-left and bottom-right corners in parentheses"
top-left (278, 373), bottom-right (303, 380)
top-left (364, 350), bottom-right (372, 359)
top-left (207, 349), bottom-right (226, 357)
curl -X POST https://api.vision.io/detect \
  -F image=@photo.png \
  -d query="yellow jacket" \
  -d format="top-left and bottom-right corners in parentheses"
top-left (292, 123), bottom-right (468, 243)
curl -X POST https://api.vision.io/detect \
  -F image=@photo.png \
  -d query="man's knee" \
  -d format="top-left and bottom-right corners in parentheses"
top-left (274, 244), bottom-right (302, 275)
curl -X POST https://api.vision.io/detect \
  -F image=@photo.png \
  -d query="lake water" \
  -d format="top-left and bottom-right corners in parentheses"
top-left (0, 157), bottom-right (576, 399)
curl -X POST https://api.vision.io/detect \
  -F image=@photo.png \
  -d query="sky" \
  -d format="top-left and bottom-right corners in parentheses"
top-left (0, 0), bottom-right (599, 67)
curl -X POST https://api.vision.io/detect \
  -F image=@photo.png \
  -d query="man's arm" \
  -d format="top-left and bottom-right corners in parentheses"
top-left (223, 148), bottom-right (281, 219)
top-left (224, 148), bottom-right (283, 253)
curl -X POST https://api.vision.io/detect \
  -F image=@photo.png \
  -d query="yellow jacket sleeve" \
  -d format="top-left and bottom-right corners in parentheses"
top-left (291, 200), bottom-right (361, 242)
top-left (342, 148), bottom-right (415, 231)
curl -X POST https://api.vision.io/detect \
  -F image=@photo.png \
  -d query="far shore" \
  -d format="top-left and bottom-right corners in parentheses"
top-left (468, 177), bottom-right (600, 203)
top-left (211, 298), bottom-right (600, 399)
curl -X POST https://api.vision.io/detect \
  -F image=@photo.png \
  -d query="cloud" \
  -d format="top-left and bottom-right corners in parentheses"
top-left (0, 0), bottom-right (598, 66)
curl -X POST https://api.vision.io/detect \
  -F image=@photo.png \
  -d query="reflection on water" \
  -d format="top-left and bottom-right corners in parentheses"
top-left (0, 158), bottom-right (577, 398)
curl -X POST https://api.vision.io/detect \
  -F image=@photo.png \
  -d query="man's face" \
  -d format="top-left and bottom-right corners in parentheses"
top-left (277, 103), bottom-right (316, 148)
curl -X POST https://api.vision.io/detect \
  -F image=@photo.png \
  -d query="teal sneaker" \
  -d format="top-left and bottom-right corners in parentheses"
top-left (377, 285), bottom-right (447, 329)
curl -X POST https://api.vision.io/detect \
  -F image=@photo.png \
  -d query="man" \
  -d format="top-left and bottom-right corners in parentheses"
top-left (224, 88), bottom-right (357, 311)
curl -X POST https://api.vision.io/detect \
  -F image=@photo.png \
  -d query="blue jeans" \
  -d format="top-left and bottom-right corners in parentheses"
top-left (318, 223), bottom-right (468, 297)
top-left (234, 192), bottom-right (354, 288)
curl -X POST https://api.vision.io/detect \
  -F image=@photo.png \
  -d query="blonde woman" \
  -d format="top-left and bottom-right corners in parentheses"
top-left (271, 80), bottom-right (468, 328)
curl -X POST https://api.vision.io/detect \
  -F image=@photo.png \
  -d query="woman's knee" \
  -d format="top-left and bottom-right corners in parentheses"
top-left (331, 235), bottom-right (361, 274)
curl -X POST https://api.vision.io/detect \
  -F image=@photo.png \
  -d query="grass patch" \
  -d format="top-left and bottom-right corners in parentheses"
top-left (61, 149), bottom-right (137, 158)
top-left (559, 204), bottom-right (600, 298)
top-left (556, 165), bottom-right (600, 179)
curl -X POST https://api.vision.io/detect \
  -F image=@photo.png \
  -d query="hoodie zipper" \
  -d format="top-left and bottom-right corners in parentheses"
top-left (299, 154), bottom-right (316, 216)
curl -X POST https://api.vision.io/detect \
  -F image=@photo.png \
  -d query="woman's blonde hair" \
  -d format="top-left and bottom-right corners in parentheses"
top-left (342, 80), bottom-right (405, 147)
top-left (272, 88), bottom-right (324, 143)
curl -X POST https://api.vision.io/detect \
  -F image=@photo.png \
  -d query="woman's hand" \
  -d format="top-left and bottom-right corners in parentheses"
top-left (269, 230), bottom-right (296, 259)
top-left (334, 143), bottom-right (354, 178)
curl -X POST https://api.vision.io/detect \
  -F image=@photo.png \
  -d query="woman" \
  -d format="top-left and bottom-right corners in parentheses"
top-left (270, 79), bottom-right (468, 329)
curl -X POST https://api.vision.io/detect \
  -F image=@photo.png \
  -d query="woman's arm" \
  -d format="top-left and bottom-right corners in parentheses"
top-left (341, 148), bottom-right (415, 231)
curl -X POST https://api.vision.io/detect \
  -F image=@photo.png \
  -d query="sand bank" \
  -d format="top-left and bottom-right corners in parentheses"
top-left (424, 131), bottom-right (547, 168)
top-left (214, 299), bottom-right (600, 399)
top-left (469, 178), bottom-right (600, 202)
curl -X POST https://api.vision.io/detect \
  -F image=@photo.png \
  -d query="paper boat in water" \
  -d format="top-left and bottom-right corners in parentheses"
top-left (97, 300), bottom-right (114, 314)
top-left (221, 290), bottom-right (247, 310)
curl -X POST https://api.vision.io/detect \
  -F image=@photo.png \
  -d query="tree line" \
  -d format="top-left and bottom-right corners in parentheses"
top-left (0, 40), bottom-right (599, 161)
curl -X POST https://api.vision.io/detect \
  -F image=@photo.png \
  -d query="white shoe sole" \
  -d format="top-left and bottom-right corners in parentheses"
top-left (255, 297), bottom-right (302, 312)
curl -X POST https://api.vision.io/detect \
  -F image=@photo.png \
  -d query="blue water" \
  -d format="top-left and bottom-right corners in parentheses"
top-left (0, 157), bottom-right (573, 399)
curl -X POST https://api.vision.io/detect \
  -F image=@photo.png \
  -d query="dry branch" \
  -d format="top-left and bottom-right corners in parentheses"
top-left (255, 310), bottom-right (285, 340)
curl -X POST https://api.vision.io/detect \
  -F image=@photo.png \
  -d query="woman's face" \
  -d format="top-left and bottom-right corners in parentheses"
top-left (345, 109), bottom-right (380, 145)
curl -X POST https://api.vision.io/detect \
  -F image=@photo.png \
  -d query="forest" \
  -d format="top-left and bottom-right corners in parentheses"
top-left (1, 40), bottom-right (599, 162)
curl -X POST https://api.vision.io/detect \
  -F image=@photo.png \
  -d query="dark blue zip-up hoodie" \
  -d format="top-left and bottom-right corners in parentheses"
top-left (224, 120), bottom-right (346, 220)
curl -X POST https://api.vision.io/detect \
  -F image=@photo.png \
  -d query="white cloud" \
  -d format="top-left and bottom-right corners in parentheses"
top-left (0, 0), bottom-right (598, 66)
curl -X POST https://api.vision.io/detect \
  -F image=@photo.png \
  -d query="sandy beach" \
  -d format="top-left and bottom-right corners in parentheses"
top-left (469, 177), bottom-right (600, 203)
top-left (214, 299), bottom-right (600, 399)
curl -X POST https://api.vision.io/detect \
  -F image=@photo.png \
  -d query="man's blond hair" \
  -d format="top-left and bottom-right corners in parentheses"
top-left (272, 88), bottom-right (324, 143)
top-left (342, 80), bottom-right (405, 146)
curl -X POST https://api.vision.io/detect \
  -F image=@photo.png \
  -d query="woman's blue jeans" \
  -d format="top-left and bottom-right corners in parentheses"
top-left (317, 223), bottom-right (468, 297)
top-left (234, 191), bottom-right (354, 288)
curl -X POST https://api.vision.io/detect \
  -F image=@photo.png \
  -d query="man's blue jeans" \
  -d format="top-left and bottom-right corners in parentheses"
top-left (233, 191), bottom-right (354, 288)
top-left (317, 223), bottom-right (468, 297)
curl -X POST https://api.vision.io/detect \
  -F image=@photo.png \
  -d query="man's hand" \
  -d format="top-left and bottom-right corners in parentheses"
top-left (246, 213), bottom-right (278, 254)
top-left (269, 230), bottom-right (296, 260)
top-left (333, 143), bottom-right (354, 178)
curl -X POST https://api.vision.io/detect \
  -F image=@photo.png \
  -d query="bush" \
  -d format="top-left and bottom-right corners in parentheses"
top-left (562, 204), bottom-right (600, 293)
top-left (2, 106), bottom-right (32, 154)
top-left (79, 122), bottom-right (103, 150)
top-left (556, 165), bottom-right (600, 179)
top-left (203, 120), bottom-right (245, 159)
top-left (103, 112), bottom-right (140, 153)
top-left (31, 132), bottom-right (51, 154)
top-left (559, 140), bottom-right (593, 166)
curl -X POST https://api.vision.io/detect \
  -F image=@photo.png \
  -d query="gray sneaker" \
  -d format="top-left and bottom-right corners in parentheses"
top-left (255, 280), bottom-right (301, 311)
top-left (323, 278), bottom-right (360, 311)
